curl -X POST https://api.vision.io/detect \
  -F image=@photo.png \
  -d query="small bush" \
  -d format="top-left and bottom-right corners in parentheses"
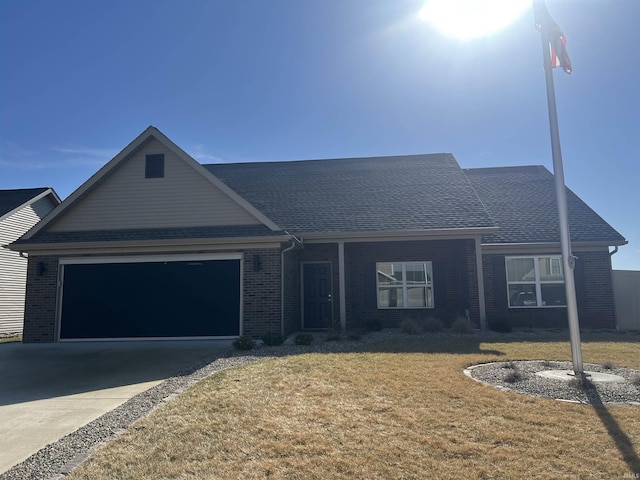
top-left (451, 316), bottom-right (472, 334)
top-left (294, 333), bottom-right (314, 345)
top-left (325, 328), bottom-right (342, 342)
top-left (364, 319), bottom-right (382, 332)
top-left (261, 332), bottom-right (286, 346)
top-left (423, 317), bottom-right (444, 333)
top-left (502, 361), bottom-right (517, 370)
top-left (503, 369), bottom-right (523, 383)
top-left (488, 317), bottom-right (512, 333)
top-left (601, 361), bottom-right (615, 370)
top-left (630, 375), bottom-right (640, 387)
top-left (347, 330), bottom-right (364, 341)
top-left (233, 336), bottom-right (256, 351)
top-left (401, 319), bottom-right (423, 335)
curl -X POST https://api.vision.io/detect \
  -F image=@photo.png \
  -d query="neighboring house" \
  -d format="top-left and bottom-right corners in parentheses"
top-left (9, 127), bottom-right (626, 342)
top-left (0, 188), bottom-right (60, 335)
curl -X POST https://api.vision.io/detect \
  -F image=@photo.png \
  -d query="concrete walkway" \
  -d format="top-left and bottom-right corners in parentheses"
top-left (0, 340), bottom-right (231, 474)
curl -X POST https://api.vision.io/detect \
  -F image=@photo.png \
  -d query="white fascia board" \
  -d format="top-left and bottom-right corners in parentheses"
top-left (11, 235), bottom-right (289, 256)
top-left (300, 227), bottom-right (499, 244)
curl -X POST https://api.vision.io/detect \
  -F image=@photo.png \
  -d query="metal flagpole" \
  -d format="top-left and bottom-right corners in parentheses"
top-left (536, 4), bottom-right (584, 376)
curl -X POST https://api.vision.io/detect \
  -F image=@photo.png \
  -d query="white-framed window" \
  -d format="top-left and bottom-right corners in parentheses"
top-left (505, 256), bottom-right (566, 308)
top-left (376, 262), bottom-right (433, 309)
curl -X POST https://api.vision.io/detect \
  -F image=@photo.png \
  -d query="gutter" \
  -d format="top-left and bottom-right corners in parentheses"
top-left (281, 232), bottom-right (303, 336)
top-left (7, 234), bottom-right (292, 255)
top-left (300, 226), bottom-right (499, 242)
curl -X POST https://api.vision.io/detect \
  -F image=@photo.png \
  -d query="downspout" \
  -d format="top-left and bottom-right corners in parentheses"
top-left (609, 246), bottom-right (618, 257)
top-left (281, 232), bottom-right (302, 336)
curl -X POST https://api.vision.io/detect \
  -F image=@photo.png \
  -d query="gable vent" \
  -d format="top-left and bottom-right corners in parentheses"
top-left (145, 154), bottom-right (165, 178)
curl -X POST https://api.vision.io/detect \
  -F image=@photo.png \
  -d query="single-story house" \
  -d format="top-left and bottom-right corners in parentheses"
top-left (1, 188), bottom-right (60, 335)
top-left (9, 126), bottom-right (627, 342)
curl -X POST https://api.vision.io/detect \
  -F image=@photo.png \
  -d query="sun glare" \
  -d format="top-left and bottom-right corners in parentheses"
top-left (419, 0), bottom-right (530, 39)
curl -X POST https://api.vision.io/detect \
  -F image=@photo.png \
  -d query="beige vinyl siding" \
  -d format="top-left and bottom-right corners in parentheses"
top-left (49, 138), bottom-right (261, 232)
top-left (0, 197), bottom-right (56, 334)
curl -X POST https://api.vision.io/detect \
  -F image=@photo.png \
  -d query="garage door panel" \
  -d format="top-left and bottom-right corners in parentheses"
top-left (60, 259), bottom-right (240, 339)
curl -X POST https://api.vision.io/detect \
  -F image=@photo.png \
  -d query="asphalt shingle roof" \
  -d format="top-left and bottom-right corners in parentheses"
top-left (0, 188), bottom-right (49, 218)
top-left (205, 154), bottom-right (495, 233)
top-left (465, 166), bottom-right (626, 244)
top-left (14, 158), bottom-right (625, 247)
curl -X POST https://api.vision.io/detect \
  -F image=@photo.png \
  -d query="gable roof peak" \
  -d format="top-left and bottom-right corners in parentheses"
top-left (21, 127), bottom-right (281, 240)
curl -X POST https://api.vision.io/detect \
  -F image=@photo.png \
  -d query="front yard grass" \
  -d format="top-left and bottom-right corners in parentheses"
top-left (69, 332), bottom-right (640, 479)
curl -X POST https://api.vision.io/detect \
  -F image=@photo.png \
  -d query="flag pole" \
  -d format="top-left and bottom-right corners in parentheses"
top-left (537, 15), bottom-right (584, 376)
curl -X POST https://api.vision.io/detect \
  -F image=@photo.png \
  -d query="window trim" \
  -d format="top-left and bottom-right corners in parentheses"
top-left (505, 255), bottom-right (566, 308)
top-left (376, 261), bottom-right (434, 309)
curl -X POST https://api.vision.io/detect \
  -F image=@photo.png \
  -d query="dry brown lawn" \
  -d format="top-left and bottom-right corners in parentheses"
top-left (68, 332), bottom-right (640, 479)
top-left (0, 335), bottom-right (21, 344)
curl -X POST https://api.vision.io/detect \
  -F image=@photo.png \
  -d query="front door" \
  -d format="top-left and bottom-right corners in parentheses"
top-left (302, 262), bottom-right (333, 329)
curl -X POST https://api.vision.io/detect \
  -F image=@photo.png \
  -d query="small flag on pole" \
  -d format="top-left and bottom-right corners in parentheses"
top-left (534, 0), bottom-right (572, 74)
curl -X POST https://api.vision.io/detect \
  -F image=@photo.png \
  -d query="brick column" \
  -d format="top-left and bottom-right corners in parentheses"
top-left (23, 256), bottom-right (59, 342)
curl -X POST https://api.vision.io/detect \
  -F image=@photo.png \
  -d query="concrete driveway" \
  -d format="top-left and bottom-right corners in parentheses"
top-left (0, 340), bottom-right (231, 474)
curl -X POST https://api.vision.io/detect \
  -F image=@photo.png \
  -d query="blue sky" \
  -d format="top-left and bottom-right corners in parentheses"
top-left (1, 0), bottom-right (638, 269)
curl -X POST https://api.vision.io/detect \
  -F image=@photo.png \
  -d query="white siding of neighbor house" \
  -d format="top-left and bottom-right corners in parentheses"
top-left (0, 196), bottom-right (57, 334)
top-left (49, 137), bottom-right (261, 232)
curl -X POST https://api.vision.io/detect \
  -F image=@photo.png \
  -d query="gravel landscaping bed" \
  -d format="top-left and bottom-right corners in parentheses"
top-left (466, 361), bottom-right (640, 405)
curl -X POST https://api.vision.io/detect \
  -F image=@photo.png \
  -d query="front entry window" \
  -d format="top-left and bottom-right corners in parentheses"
top-left (376, 262), bottom-right (433, 309)
top-left (506, 256), bottom-right (566, 307)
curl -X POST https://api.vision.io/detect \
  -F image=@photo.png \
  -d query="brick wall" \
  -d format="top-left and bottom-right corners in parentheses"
top-left (242, 248), bottom-right (282, 338)
top-left (576, 250), bottom-right (616, 329)
top-left (282, 247), bottom-right (301, 335)
top-left (483, 250), bottom-right (616, 329)
top-left (23, 256), bottom-right (58, 342)
top-left (344, 239), bottom-right (478, 329)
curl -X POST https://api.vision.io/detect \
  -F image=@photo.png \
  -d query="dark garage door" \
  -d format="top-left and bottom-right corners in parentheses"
top-left (60, 258), bottom-right (241, 339)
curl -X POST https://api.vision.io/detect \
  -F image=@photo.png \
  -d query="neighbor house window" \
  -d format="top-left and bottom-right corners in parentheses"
top-left (505, 256), bottom-right (566, 308)
top-left (145, 154), bottom-right (165, 178)
top-left (376, 262), bottom-right (433, 308)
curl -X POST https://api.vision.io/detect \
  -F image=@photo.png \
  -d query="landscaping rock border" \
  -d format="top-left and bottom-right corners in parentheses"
top-left (465, 361), bottom-right (640, 405)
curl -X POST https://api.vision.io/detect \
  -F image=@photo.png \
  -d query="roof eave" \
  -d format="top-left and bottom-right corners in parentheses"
top-left (481, 239), bottom-right (628, 254)
top-left (8, 234), bottom-right (292, 255)
top-left (299, 226), bottom-right (499, 243)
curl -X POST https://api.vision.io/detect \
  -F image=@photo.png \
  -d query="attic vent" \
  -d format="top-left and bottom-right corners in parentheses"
top-left (145, 154), bottom-right (165, 178)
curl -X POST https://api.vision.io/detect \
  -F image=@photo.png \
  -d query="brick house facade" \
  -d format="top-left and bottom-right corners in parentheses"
top-left (11, 127), bottom-right (626, 341)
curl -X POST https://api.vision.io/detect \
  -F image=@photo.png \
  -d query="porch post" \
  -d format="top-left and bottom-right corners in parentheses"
top-left (338, 241), bottom-right (347, 332)
top-left (474, 236), bottom-right (487, 330)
